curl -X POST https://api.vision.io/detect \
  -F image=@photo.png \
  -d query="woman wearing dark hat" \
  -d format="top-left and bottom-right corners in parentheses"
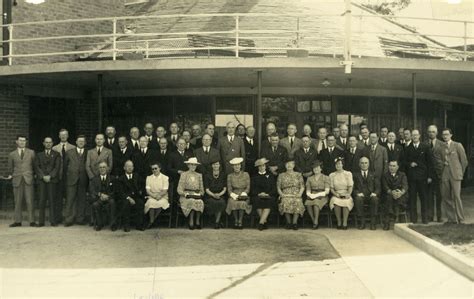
top-left (329, 157), bottom-right (354, 230)
top-left (177, 157), bottom-right (205, 230)
top-left (277, 158), bottom-right (305, 230)
top-left (250, 158), bottom-right (277, 231)
top-left (305, 160), bottom-right (330, 229)
top-left (226, 157), bottom-right (252, 229)
top-left (203, 160), bottom-right (227, 229)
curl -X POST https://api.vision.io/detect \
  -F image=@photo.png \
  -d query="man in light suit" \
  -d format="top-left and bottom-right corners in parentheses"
top-left (279, 123), bottom-right (303, 159)
top-left (440, 128), bottom-right (468, 224)
top-left (52, 128), bottom-right (76, 224)
top-left (34, 137), bottom-right (61, 227)
top-left (8, 135), bottom-right (37, 227)
top-left (426, 125), bottom-right (446, 222)
top-left (218, 122), bottom-right (246, 174)
top-left (64, 135), bottom-right (88, 226)
top-left (86, 134), bottom-right (113, 181)
top-left (368, 132), bottom-right (388, 179)
top-left (314, 127), bottom-right (328, 154)
top-left (195, 134), bottom-right (221, 175)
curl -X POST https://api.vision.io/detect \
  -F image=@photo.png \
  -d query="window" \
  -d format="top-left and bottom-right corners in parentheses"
top-left (216, 96), bottom-right (253, 114)
top-left (262, 97), bottom-right (295, 112)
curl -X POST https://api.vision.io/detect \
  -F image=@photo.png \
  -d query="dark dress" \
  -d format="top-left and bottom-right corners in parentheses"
top-left (250, 172), bottom-right (277, 209)
top-left (203, 172), bottom-right (227, 215)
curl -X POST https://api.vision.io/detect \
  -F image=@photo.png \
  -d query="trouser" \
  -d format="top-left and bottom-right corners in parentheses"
top-left (441, 178), bottom-right (464, 223)
top-left (55, 178), bottom-right (66, 223)
top-left (13, 178), bottom-right (35, 223)
top-left (92, 198), bottom-right (117, 227)
top-left (383, 194), bottom-right (407, 224)
top-left (38, 181), bottom-right (57, 224)
top-left (408, 179), bottom-right (428, 223)
top-left (122, 197), bottom-right (144, 229)
top-left (427, 177), bottom-right (442, 221)
top-left (354, 194), bottom-right (379, 225)
top-left (65, 179), bottom-right (87, 224)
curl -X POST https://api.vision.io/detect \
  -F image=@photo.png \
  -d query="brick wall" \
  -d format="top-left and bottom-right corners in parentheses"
top-left (11, 0), bottom-right (126, 65)
top-left (0, 86), bottom-right (29, 175)
top-left (75, 96), bottom-right (99, 146)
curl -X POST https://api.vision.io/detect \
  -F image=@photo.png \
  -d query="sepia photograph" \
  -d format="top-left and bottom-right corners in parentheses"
top-left (0, 0), bottom-right (473, 298)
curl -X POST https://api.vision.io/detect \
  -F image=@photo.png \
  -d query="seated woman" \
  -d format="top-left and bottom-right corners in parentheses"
top-left (329, 157), bottom-right (354, 230)
top-left (250, 158), bottom-right (277, 231)
top-left (177, 157), bottom-right (205, 230)
top-left (277, 159), bottom-right (305, 230)
top-left (305, 160), bottom-right (330, 229)
top-left (203, 160), bottom-right (227, 229)
top-left (225, 157), bottom-right (252, 229)
top-left (145, 162), bottom-right (170, 229)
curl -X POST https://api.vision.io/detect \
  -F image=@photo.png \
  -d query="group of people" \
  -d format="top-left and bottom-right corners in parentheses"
top-left (6, 120), bottom-right (468, 232)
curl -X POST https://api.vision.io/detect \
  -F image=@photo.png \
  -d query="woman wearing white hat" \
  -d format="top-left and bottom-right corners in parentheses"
top-left (250, 158), bottom-right (277, 230)
top-left (225, 157), bottom-right (252, 229)
top-left (177, 157), bottom-right (205, 230)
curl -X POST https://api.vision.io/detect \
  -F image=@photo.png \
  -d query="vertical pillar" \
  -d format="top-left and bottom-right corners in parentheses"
top-left (98, 74), bottom-right (103, 133)
top-left (412, 73), bottom-right (417, 129)
top-left (256, 70), bottom-right (263, 156)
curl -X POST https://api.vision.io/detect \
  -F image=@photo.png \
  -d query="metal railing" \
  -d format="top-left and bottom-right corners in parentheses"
top-left (0, 11), bottom-right (473, 66)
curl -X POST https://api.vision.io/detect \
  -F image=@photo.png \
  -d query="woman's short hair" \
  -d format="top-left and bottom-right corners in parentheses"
top-left (150, 161), bottom-right (162, 169)
top-left (311, 160), bottom-right (323, 169)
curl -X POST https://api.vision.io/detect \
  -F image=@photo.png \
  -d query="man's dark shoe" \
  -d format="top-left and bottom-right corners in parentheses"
top-left (111, 225), bottom-right (117, 232)
top-left (196, 224), bottom-right (202, 230)
top-left (9, 222), bottom-right (22, 228)
top-left (383, 223), bottom-right (390, 230)
top-left (64, 223), bottom-right (73, 227)
top-left (30, 222), bottom-right (38, 227)
top-left (358, 223), bottom-right (365, 230)
top-left (51, 223), bottom-right (58, 227)
top-left (136, 226), bottom-right (145, 231)
top-left (292, 224), bottom-right (298, 230)
top-left (258, 224), bottom-right (264, 231)
top-left (94, 226), bottom-right (102, 231)
top-left (263, 223), bottom-right (268, 230)
top-left (370, 224), bottom-right (376, 230)
top-left (124, 226), bottom-right (131, 232)
top-left (37, 223), bottom-right (45, 227)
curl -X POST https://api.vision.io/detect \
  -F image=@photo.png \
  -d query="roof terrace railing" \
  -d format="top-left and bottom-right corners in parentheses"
top-left (0, 12), bottom-right (472, 67)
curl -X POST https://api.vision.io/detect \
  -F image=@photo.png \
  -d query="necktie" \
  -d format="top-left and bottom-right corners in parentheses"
top-left (230, 136), bottom-right (233, 143)
top-left (390, 144), bottom-right (393, 151)
top-left (142, 149), bottom-right (145, 155)
top-left (128, 174), bottom-right (132, 180)
top-left (172, 136), bottom-right (176, 143)
top-left (431, 141), bottom-right (434, 149)
top-left (273, 147), bottom-right (276, 153)
top-left (342, 139), bottom-right (346, 146)
top-left (61, 144), bottom-right (66, 157)
top-left (102, 176), bottom-right (106, 183)
top-left (20, 149), bottom-right (24, 160)
top-left (415, 144), bottom-right (418, 150)
top-left (79, 149), bottom-right (83, 156)
top-left (364, 171), bottom-right (367, 179)
top-left (372, 145), bottom-right (375, 152)
top-left (322, 140), bottom-right (326, 150)
top-left (134, 142), bottom-right (139, 150)
top-left (180, 151), bottom-right (184, 156)
top-left (122, 149), bottom-right (126, 154)
top-left (250, 139), bottom-right (253, 146)
top-left (161, 150), bottom-right (165, 155)
top-left (205, 147), bottom-right (209, 154)
top-left (329, 148), bottom-right (332, 154)
top-left (109, 139), bottom-right (113, 145)
top-left (97, 148), bottom-right (101, 155)
top-left (290, 137), bottom-right (294, 148)
top-left (351, 148), bottom-right (355, 154)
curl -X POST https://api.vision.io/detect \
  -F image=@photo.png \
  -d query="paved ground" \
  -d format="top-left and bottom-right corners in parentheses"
top-left (0, 189), bottom-right (473, 298)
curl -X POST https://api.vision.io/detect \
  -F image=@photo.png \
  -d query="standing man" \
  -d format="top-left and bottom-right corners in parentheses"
top-left (244, 126), bottom-right (258, 176)
top-left (168, 138), bottom-right (194, 183)
top-left (336, 124), bottom-right (349, 150)
top-left (353, 157), bottom-right (380, 230)
top-left (279, 123), bottom-right (302, 159)
top-left (182, 130), bottom-right (195, 152)
top-left (64, 135), bottom-right (88, 226)
top-left (358, 127), bottom-right (371, 149)
top-left (344, 136), bottom-right (369, 174)
top-left (190, 124), bottom-right (202, 148)
top-left (34, 137), bottom-right (61, 227)
top-left (167, 122), bottom-right (181, 150)
top-left (386, 131), bottom-right (405, 172)
top-left (150, 126), bottom-right (167, 150)
top-left (368, 132), bottom-right (388, 180)
top-left (156, 138), bottom-right (171, 176)
top-left (426, 125), bottom-right (446, 222)
top-left (143, 123), bottom-right (155, 143)
top-left (8, 135), bottom-right (37, 227)
top-left (396, 127), bottom-right (405, 146)
top-left (314, 127), bottom-right (328, 154)
top-left (379, 126), bottom-right (389, 148)
top-left (205, 123), bottom-right (219, 148)
top-left (89, 162), bottom-right (117, 231)
top-left (52, 128), bottom-right (76, 225)
top-left (319, 134), bottom-right (345, 175)
top-left (405, 129), bottom-right (432, 224)
top-left (111, 136), bottom-right (133, 178)
top-left (194, 134), bottom-right (221, 175)
top-left (440, 128), bottom-right (468, 224)
top-left (129, 127), bottom-right (141, 152)
top-left (261, 122), bottom-right (277, 150)
top-left (86, 134), bottom-right (113, 181)
top-left (260, 133), bottom-right (288, 176)
top-left (295, 135), bottom-right (318, 180)
top-left (217, 122), bottom-right (246, 174)
top-left (402, 129), bottom-right (412, 149)
top-left (104, 126), bottom-right (119, 151)
top-left (132, 136), bottom-right (159, 179)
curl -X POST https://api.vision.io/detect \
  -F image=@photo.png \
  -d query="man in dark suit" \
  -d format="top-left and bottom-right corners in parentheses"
top-left (261, 122), bottom-right (277, 150)
top-left (378, 126), bottom-right (389, 148)
top-left (399, 128), bottom-right (412, 148)
top-left (382, 160), bottom-right (408, 230)
top-left (353, 157), bottom-right (381, 230)
top-left (243, 126), bottom-right (258, 176)
top-left (116, 160), bottom-right (145, 232)
top-left (166, 122), bottom-right (181, 151)
top-left (86, 134), bottom-right (113, 181)
top-left (368, 132), bottom-right (388, 180)
top-left (34, 137), bottom-right (61, 227)
top-left (104, 126), bottom-right (119, 151)
top-left (218, 121), bottom-right (246, 174)
top-left (396, 127), bottom-right (405, 146)
top-left (260, 133), bottom-right (288, 176)
top-left (386, 131), bottom-right (405, 172)
top-left (195, 134), bottom-right (221, 175)
top-left (426, 125), bottom-right (445, 222)
top-left (190, 124), bottom-right (202, 148)
top-left (295, 135), bottom-right (318, 180)
top-left (7, 135), bottom-right (37, 227)
top-left (132, 136), bottom-right (159, 179)
top-left (156, 137), bottom-right (172, 176)
top-left (319, 134), bottom-right (345, 176)
top-left (182, 130), bottom-right (195, 152)
top-left (111, 136), bottom-right (133, 178)
top-left (129, 127), bottom-right (141, 153)
top-left (279, 123), bottom-right (303, 159)
top-left (344, 136), bottom-right (369, 174)
top-left (150, 126), bottom-right (167, 150)
top-left (64, 135), bottom-right (88, 226)
top-left (52, 129), bottom-right (76, 225)
top-left (405, 129), bottom-right (432, 224)
top-left (205, 123), bottom-right (219, 148)
top-left (89, 162), bottom-right (117, 231)
top-left (336, 124), bottom-right (349, 150)
top-left (167, 138), bottom-right (194, 183)
top-left (143, 123), bottom-right (155, 143)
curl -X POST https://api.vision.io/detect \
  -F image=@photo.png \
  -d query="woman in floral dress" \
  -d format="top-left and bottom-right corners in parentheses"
top-left (277, 159), bottom-right (305, 230)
